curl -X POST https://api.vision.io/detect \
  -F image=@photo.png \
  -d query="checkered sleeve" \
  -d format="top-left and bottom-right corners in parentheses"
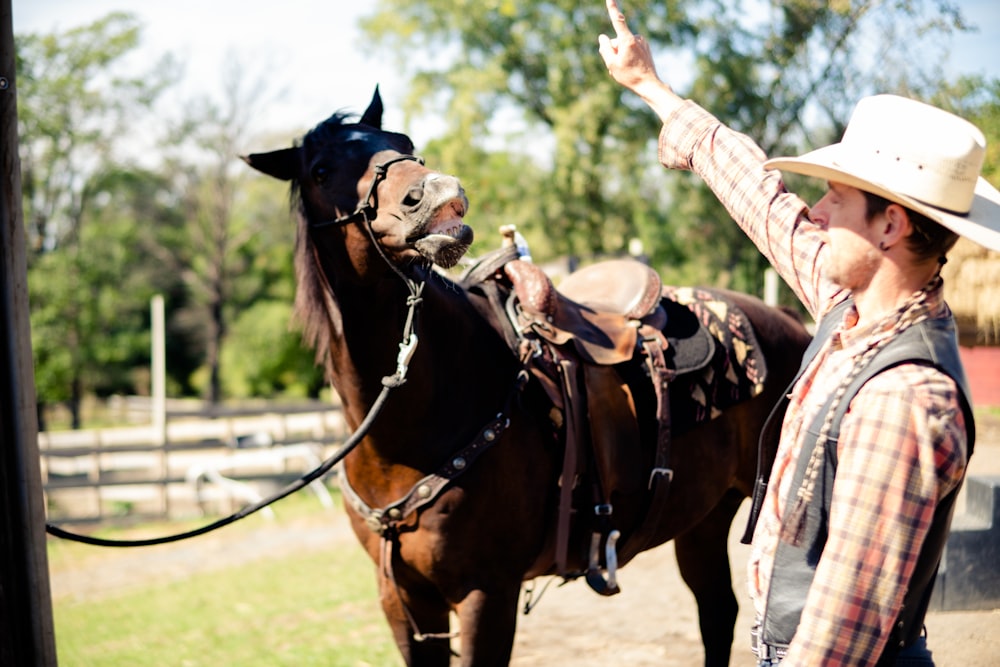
top-left (781, 365), bottom-right (968, 666)
top-left (657, 100), bottom-right (840, 320)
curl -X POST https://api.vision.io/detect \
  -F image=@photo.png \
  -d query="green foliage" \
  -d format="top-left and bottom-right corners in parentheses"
top-left (17, 3), bottom-right (995, 426)
top-left (28, 167), bottom-right (179, 405)
top-left (360, 0), bottom-right (978, 294)
top-left (932, 76), bottom-right (1000, 183)
top-left (221, 300), bottom-right (325, 398)
top-left (363, 0), bottom-right (681, 267)
top-left (154, 64), bottom-right (290, 404)
top-left (16, 12), bottom-right (179, 255)
top-left (17, 15), bottom-right (307, 415)
top-left (17, 14), bottom-right (182, 424)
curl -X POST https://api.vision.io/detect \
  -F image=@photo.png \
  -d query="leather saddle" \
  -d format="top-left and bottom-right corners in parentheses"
top-left (504, 257), bottom-right (715, 373)
top-left (461, 231), bottom-right (730, 596)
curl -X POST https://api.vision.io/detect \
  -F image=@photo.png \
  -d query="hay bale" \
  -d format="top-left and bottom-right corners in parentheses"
top-left (943, 238), bottom-right (1000, 345)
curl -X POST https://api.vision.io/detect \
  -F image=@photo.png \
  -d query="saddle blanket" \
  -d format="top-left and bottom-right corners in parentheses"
top-left (662, 286), bottom-right (767, 435)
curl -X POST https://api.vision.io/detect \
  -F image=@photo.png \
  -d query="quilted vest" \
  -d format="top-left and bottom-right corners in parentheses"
top-left (746, 298), bottom-right (976, 664)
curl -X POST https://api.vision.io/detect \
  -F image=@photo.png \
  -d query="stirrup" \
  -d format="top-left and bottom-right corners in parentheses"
top-left (585, 529), bottom-right (621, 596)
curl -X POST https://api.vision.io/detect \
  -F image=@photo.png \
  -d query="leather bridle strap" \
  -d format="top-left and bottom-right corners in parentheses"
top-left (309, 154), bottom-right (425, 229)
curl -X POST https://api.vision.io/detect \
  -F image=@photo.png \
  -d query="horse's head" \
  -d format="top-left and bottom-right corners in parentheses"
top-left (243, 87), bottom-right (472, 270)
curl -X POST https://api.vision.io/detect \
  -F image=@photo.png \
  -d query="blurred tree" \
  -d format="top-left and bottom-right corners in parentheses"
top-left (16, 12), bottom-right (177, 255)
top-left (155, 59), bottom-right (289, 404)
top-left (16, 13), bottom-right (179, 427)
top-left (221, 300), bottom-right (326, 398)
top-left (363, 1), bottom-right (685, 269)
top-left (932, 77), bottom-right (1000, 344)
top-left (360, 0), bottom-right (973, 295)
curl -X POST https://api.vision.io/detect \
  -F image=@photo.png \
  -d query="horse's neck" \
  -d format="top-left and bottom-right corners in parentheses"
top-left (324, 274), bottom-right (414, 402)
top-left (328, 271), bottom-right (513, 460)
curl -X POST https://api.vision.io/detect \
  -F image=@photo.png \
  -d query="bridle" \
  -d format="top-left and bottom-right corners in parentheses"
top-left (309, 152), bottom-right (428, 293)
top-left (308, 153), bottom-right (425, 229)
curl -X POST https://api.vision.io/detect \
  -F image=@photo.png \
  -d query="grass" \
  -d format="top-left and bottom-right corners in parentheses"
top-left (49, 492), bottom-right (404, 666)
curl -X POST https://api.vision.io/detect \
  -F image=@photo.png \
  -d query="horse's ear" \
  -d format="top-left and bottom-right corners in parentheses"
top-left (359, 85), bottom-right (383, 129)
top-left (242, 147), bottom-right (300, 181)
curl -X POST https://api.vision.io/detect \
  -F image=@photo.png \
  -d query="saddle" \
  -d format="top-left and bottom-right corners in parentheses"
top-left (461, 229), bottom-right (764, 595)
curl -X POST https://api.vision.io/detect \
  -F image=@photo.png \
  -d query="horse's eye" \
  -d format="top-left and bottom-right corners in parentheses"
top-left (403, 185), bottom-right (423, 207)
top-left (311, 165), bottom-right (329, 184)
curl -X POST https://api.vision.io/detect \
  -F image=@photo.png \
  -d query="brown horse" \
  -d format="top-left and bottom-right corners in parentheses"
top-left (244, 88), bottom-right (811, 667)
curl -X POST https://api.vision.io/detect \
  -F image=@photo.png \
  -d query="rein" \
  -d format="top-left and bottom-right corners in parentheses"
top-left (44, 155), bottom-right (429, 548)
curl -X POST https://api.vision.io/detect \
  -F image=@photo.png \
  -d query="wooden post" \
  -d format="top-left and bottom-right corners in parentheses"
top-left (151, 295), bottom-right (169, 517)
top-left (0, 1), bottom-right (59, 664)
top-left (764, 267), bottom-right (779, 307)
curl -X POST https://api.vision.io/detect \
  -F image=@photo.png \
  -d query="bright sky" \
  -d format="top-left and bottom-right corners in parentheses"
top-left (11, 0), bottom-right (419, 145)
top-left (12, 0), bottom-right (1000, 151)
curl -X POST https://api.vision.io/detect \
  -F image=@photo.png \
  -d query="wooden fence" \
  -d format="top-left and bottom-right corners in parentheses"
top-left (39, 402), bottom-right (348, 525)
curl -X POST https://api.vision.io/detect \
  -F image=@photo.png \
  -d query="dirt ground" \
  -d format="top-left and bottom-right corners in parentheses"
top-left (49, 419), bottom-right (1000, 666)
top-left (511, 422), bottom-right (1000, 666)
top-left (508, 500), bottom-right (1000, 667)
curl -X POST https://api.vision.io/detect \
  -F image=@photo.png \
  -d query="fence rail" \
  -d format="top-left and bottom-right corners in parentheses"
top-left (40, 401), bottom-right (348, 525)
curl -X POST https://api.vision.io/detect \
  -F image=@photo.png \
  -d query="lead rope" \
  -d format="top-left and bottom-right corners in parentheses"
top-left (45, 276), bottom-right (426, 548)
top-left (779, 280), bottom-right (937, 546)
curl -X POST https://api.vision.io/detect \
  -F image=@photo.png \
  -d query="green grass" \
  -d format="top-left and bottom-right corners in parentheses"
top-left (50, 493), bottom-right (404, 666)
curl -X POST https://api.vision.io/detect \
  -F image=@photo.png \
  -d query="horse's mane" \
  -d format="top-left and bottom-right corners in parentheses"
top-left (287, 108), bottom-right (418, 379)
top-left (290, 111), bottom-right (358, 376)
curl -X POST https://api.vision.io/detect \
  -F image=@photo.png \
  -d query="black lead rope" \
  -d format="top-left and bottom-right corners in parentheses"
top-left (45, 387), bottom-right (385, 547)
top-left (45, 276), bottom-right (427, 548)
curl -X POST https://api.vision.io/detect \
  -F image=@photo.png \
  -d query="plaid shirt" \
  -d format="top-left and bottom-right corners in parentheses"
top-left (658, 101), bottom-right (969, 665)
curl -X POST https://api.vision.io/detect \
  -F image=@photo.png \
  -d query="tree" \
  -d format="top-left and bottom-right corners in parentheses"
top-left (154, 58), bottom-right (288, 404)
top-left (933, 77), bottom-right (1000, 344)
top-left (363, 1), bottom-right (682, 267)
top-left (360, 0), bottom-right (974, 294)
top-left (16, 13), bottom-right (178, 427)
top-left (16, 12), bottom-right (177, 255)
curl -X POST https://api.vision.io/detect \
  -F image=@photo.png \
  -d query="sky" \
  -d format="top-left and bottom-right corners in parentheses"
top-left (11, 0), bottom-right (422, 146)
top-left (11, 0), bottom-right (1000, 151)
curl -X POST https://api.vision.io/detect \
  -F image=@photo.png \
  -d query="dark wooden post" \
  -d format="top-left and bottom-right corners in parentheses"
top-left (0, 1), bottom-right (59, 664)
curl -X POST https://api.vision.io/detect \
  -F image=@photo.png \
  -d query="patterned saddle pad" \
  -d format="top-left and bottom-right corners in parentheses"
top-left (662, 286), bottom-right (767, 435)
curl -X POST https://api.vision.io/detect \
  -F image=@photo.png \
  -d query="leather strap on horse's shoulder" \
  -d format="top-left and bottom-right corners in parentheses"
top-left (554, 354), bottom-right (587, 577)
top-left (616, 324), bottom-right (676, 564)
top-left (342, 411), bottom-right (511, 534)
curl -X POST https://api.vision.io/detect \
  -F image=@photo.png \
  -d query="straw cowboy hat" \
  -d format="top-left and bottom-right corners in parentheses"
top-left (764, 94), bottom-right (1000, 253)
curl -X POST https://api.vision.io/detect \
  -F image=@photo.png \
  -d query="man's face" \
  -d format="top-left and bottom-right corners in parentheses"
top-left (809, 182), bottom-right (883, 291)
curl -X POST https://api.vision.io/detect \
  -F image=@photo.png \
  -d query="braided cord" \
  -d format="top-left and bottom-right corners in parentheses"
top-left (779, 280), bottom-right (937, 546)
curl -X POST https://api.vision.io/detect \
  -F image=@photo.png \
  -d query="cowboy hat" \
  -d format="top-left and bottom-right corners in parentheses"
top-left (764, 94), bottom-right (1000, 252)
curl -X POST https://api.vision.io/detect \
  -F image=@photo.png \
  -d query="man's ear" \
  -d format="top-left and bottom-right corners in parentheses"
top-left (881, 203), bottom-right (912, 248)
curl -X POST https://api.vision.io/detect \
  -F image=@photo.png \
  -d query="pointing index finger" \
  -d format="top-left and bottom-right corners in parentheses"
top-left (606, 0), bottom-right (634, 39)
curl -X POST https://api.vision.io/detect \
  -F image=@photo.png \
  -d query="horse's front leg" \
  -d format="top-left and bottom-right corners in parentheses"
top-left (674, 488), bottom-right (744, 667)
top-left (379, 574), bottom-right (453, 667)
top-left (452, 585), bottom-right (521, 667)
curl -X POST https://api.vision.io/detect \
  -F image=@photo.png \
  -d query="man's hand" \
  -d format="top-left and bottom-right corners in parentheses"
top-left (598, 0), bottom-right (683, 121)
top-left (597, 0), bottom-right (660, 93)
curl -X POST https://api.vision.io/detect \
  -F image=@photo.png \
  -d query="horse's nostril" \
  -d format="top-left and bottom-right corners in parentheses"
top-left (403, 185), bottom-right (424, 207)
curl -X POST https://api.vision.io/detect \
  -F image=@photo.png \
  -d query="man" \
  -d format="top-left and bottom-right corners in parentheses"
top-left (598, 1), bottom-right (1000, 665)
